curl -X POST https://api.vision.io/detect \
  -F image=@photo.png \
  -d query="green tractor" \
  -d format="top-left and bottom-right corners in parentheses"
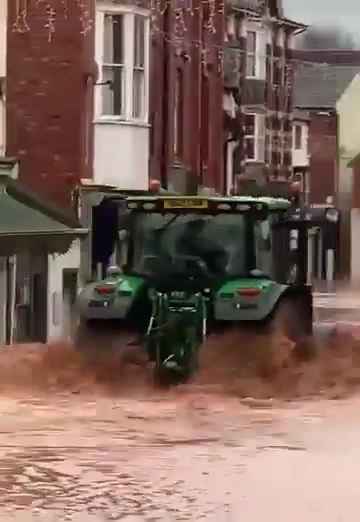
top-left (76, 195), bottom-right (313, 382)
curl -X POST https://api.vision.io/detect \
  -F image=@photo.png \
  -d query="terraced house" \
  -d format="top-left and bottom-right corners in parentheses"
top-left (223, 0), bottom-right (306, 194)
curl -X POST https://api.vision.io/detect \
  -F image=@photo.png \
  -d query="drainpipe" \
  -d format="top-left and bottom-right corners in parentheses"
top-left (9, 256), bottom-right (16, 345)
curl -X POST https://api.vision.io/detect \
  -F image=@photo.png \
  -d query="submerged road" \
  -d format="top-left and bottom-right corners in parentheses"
top-left (1, 393), bottom-right (360, 521)
top-left (0, 288), bottom-right (360, 521)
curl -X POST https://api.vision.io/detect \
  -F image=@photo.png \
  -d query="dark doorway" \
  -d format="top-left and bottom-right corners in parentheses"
top-left (63, 269), bottom-right (78, 339)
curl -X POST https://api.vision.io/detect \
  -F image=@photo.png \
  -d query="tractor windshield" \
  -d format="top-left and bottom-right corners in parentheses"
top-left (127, 212), bottom-right (272, 280)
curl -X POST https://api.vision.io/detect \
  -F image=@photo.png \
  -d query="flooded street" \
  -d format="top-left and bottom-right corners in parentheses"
top-left (2, 286), bottom-right (360, 522)
top-left (1, 389), bottom-right (360, 521)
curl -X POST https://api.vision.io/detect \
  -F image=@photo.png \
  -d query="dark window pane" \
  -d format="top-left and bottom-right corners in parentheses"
top-left (247, 31), bottom-right (256, 53)
top-left (133, 69), bottom-right (144, 118)
top-left (245, 137), bottom-right (255, 159)
top-left (102, 65), bottom-right (124, 115)
top-left (294, 125), bottom-right (302, 149)
top-left (174, 69), bottom-right (184, 158)
top-left (104, 14), bottom-right (123, 64)
top-left (134, 16), bottom-right (145, 68)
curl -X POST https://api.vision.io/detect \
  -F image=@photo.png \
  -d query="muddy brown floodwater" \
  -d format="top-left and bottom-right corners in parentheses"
top-left (1, 330), bottom-right (360, 521)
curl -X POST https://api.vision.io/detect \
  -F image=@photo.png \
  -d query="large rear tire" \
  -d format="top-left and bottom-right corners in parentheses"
top-left (269, 294), bottom-right (314, 363)
top-left (73, 319), bottom-right (147, 366)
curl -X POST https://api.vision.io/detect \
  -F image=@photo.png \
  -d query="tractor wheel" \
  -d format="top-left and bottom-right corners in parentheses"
top-left (269, 295), bottom-right (314, 362)
top-left (73, 319), bottom-right (99, 351)
top-left (73, 319), bottom-right (147, 366)
top-left (152, 327), bottom-right (200, 387)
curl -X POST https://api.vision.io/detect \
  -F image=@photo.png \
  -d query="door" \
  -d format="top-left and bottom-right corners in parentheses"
top-left (32, 272), bottom-right (47, 342)
top-left (63, 269), bottom-right (78, 340)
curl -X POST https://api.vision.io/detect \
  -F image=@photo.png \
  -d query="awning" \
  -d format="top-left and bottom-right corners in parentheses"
top-left (0, 173), bottom-right (88, 256)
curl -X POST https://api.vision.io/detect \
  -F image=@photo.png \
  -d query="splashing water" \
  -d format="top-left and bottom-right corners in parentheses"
top-left (1, 324), bottom-right (360, 402)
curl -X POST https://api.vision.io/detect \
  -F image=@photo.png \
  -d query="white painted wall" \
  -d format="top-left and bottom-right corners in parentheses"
top-left (47, 241), bottom-right (81, 342)
top-left (94, 122), bottom-right (149, 189)
top-left (0, 0), bottom-right (7, 156)
top-left (292, 121), bottom-right (309, 168)
top-left (93, 2), bottom-right (150, 190)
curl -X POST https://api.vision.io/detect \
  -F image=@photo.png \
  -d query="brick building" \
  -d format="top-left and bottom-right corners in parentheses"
top-left (223, 0), bottom-right (306, 194)
top-left (294, 63), bottom-right (359, 205)
top-left (6, 0), bottom-right (152, 210)
top-left (149, 0), bottom-right (224, 193)
top-left (293, 62), bottom-right (360, 277)
top-left (293, 64), bottom-right (359, 204)
top-left (6, 0), bottom-right (96, 210)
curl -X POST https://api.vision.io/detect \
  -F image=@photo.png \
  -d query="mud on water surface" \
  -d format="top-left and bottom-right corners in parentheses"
top-left (2, 321), bottom-right (360, 520)
top-left (1, 326), bottom-right (360, 401)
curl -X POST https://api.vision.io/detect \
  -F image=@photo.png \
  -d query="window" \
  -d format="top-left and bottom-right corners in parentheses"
top-left (244, 113), bottom-right (265, 162)
top-left (294, 124), bottom-right (302, 150)
top-left (246, 31), bottom-right (256, 77)
top-left (97, 9), bottom-right (149, 122)
top-left (103, 14), bottom-right (125, 116)
top-left (174, 68), bottom-right (184, 159)
top-left (133, 15), bottom-right (145, 119)
top-left (279, 120), bottom-right (285, 166)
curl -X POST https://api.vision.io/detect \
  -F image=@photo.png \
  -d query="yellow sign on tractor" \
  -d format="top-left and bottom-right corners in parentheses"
top-left (163, 199), bottom-right (208, 209)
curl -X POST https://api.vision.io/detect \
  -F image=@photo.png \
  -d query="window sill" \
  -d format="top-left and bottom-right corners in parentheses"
top-left (94, 118), bottom-right (150, 129)
top-left (245, 159), bottom-right (265, 164)
top-left (246, 75), bottom-right (266, 81)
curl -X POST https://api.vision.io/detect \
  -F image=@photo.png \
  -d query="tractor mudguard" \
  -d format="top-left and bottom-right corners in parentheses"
top-left (214, 279), bottom-right (289, 322)
top-left (77, 275), bottom-right (146, 321)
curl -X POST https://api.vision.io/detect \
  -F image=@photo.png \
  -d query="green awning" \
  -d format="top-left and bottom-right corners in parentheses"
top-left (0, 174), bottom-right (87, 256)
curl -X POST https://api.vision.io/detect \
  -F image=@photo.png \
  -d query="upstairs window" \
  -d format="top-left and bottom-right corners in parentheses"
top-left (246, 28), bottom-right (266, 80)
top-left (294, 124), bottom-right (302, 150)
top-left (244, 113), bottom-right (265, 162)
top-left (96, 9), bottom-right (149, 123)
top-left (246, 31), bottom-right (257, 77)
top-left (173, 68), bottom-right (184, 159)
top-left (133, 15), bottom-right (146, 119)
top-left (103, 14), bottom-right (125, 117)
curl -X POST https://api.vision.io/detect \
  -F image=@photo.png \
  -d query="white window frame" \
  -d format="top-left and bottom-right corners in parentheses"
top-left (244, 112), bottom-right (265, 163)
top-left (95, 3), bottom-right (150, 124)
top-left (245, 23), bottom-right (266, 80)
top-left (294, 124), bottom-right (302, 150)
top-left (246, 30), bottom-right (257, 78)
top-left (280, 119), bottom-right (285, 166)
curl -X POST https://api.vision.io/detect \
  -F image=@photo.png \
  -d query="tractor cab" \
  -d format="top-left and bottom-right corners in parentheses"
top-left (117, 195), bottom-right (292, 291)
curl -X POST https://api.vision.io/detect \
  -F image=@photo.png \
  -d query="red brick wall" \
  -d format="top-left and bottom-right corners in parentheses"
top-left (149, 0), bottom-right (224, 193)
top-left (6, 0), bottom-right (95, 210)
top-left (308, 111), bottom-right (338, 204)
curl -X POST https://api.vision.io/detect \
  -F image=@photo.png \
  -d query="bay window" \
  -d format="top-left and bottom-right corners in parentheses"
top-left (246, 31), bottom-right (257, 77)
top-left (96, 7), bottom-right (149, 123)
top-left (246, 28), bottom-right (266, 80)
top-left (244, 113), bottom-right (265, 162)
